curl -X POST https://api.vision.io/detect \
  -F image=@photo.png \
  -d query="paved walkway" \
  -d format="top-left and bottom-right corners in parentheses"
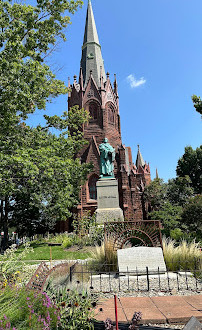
top-left (95, 295), bottom-right (202, 324)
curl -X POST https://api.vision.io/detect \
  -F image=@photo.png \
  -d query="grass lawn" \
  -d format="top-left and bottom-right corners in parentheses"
top-left (15, 242), bottom-right (93, 261)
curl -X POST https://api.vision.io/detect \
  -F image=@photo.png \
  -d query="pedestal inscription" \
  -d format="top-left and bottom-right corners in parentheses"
top-left (117, 247), bottom-right (166, 274)
top-left (96, 178), bottom-right (124, 224)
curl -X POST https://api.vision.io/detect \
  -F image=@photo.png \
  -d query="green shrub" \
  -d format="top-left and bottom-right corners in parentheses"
top-left (170, 228), bottom-right (184, 241)
top-left (163, 237), bottom-right (202, 271)
top-left (62, 237), bottom-right (73, 249)
top-left (49, 233), bottom-right (68, 244)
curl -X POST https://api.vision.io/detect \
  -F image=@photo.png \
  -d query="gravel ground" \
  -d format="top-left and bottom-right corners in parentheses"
top-left (69, 272), bottom-right (202, 298)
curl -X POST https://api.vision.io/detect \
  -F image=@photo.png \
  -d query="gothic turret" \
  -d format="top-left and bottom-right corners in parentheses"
top-left (136, 145), bottom-right (145, 169)
top-left (81, 0), bottom-right (106, 88)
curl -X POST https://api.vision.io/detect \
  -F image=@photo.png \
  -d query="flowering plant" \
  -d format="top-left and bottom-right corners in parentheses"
top-left (0, 243), bottom-right (33, 287)
top-left (104, 318), bottom-right (116, 330)
top-left (129, 311), bottom-right (142, 330)
top-left (47, 285), bottom-right (97, 330)
top-left (0, 286), bottom-right (59, 329)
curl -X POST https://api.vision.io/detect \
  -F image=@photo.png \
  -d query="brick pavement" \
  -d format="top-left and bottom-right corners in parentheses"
top-left (95, 295), bottom-right (202, 325)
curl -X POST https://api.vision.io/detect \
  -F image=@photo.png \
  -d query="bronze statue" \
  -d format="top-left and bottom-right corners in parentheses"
top-left (99, 138), bottom-right (115, 177)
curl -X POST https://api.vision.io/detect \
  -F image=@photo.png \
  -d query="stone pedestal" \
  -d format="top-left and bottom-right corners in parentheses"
top-left (96, 178), bottom-right (124, 224)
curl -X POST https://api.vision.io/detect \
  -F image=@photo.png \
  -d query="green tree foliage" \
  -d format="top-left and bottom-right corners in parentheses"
top-left (167, 176), bottom-right (194, 206)
top-left (0, 0), bottom-right (82, 131)
top-left (144, 176), bottom-right (195, 238)
top-left (143, 178), bottom-right (167, 211)
top-left (176, 146), bottom-right (202, 194)
top-left (181, 195), bottom-right (202, 238)
top-left (192, 95), bottom-right (202, 117)
top-left (149, 202), bottom-right (183, 237)
top-left (0, 107), bottom-right (92, 237)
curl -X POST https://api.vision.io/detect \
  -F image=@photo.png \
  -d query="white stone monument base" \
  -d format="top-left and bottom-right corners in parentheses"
top-left (96, 208), bottom-right (124, 224)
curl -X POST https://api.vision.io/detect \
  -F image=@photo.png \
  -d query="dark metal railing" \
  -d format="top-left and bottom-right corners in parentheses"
top-left (68, 261), bottom-right (202, 294)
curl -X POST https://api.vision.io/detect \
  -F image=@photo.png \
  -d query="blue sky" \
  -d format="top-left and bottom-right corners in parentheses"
top-left (27, 0), bottom-right (202, 181)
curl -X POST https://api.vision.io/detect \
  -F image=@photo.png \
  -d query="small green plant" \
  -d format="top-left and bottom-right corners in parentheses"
top-left (163, 237), bottom-right (202, 271)
top-left (46, 285), bottom-right (97, 330)
top-left (72, 212), bottom-right (104, 247)
top-left (72, 212), bottom-right (95, 235)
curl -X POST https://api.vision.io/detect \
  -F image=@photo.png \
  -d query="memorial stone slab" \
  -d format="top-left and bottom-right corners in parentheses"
top-left (183, 317), bottom-right (202, 330)
top-left (117, 247), bottom-right (166, 274)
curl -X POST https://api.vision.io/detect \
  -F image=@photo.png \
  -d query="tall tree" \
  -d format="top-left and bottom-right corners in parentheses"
top-left (192, 95), bottom-right (202, 118)
top-left (143, 178), bottom-right (167, 211)
top-left (0, 0), bottom-right (86, 246)
top-left (176, 146), bottom-right (202, 194)
top-left (181, 195), bottom-right (202, 238)
top-left (167, 176), bottom-right (194, 206)
top-left (0, 106), bottom-right (92, 240)
top-left (149, 202), bottom-right (182, 237)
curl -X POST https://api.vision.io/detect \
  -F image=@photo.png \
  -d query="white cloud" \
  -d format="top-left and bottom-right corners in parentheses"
top-left (126, 74), bottom-right (146, 88)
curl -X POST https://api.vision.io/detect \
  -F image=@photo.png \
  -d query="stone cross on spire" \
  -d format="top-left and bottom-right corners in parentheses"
top-left (81, 0), bottom-right (106, 88)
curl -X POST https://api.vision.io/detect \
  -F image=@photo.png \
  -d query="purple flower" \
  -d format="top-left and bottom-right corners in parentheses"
top-left (3, 315), bottom-right (7, 320)
top-left (46, 312), bottom-right (51, 323)
top-left (26, 297), bottom-right (30, 301)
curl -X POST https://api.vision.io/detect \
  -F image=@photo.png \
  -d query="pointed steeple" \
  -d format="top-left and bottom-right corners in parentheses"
top-left (114, 74), bottom-right (118, 95)
top-left (136, 145), bottom-right (145, 168)
top-left (81, 0), bottom-right (106, 88)
top-left (79, 67), bottom-right (84, 92)
top-left (156, 168), bottom-right (159, 179)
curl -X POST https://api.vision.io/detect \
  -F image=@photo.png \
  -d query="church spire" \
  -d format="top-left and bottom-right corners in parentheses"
top-left (81, 0), bottom-right (106, 88)
top-left (136, 145), bottom-right (145, 168)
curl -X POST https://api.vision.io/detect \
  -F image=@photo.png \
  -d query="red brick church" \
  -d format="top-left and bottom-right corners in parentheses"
top-left (68, 0), bottom-right (151, 221)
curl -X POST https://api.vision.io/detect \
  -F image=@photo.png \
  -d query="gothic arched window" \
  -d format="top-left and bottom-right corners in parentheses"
top-left (108, 103), bottom-right (115, 124)
top-left (88, 174), bottom-right (99, 200)
top-left (89, 103), bottom-right (98, 120)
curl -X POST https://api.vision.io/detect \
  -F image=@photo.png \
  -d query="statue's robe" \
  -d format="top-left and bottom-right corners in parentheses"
top-left (99, 142), bottom-right (115, 176)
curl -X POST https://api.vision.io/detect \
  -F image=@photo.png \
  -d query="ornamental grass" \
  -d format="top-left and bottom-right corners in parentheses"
top-left (163, 237), bottom-right (202, 271)
top-left (89, 239), bottom-right (117, 272)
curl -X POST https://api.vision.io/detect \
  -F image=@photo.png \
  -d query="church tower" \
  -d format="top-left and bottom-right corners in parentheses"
top-left (68, 1), bottom-right (151, 219)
